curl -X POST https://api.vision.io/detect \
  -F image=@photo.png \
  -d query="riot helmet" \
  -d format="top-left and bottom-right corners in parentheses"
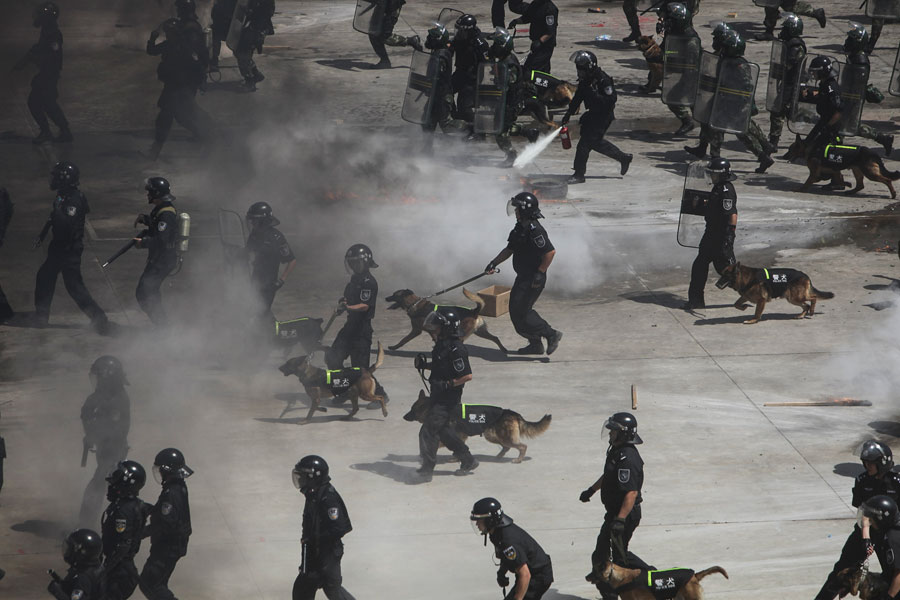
top-left (455, 14), bottom-right (478, 41)
top-left (861, 495), bottom-right (900, 530)
top-left (706, 157), bottom-right (736, 183)
top-left (710, 21), bottom-right (731, 52)
top-left (489, 28), bottom-right (514, 60)
top-left (33, 2), bottom-right (59, 28)
top-left (292, 455), bottom-right (330, 492)
top-left (570, 50), bottom-right (598, 80)
top-left (779, 13), bottom-right (803, 40)
top-left (344, 243), bottom-right (378, 274)
top-left (423, 307), bottom-right (462, 338)
top-left (506, 191), bottom-right (543, 219)
top-left (844, 24), bottom-right (869, 55)
top-left (153, 447), bottom-right (193, 483)
top-left (470, 497), bottom-right (511, 535)
top-left (63, 529), bottom-right (102, 566)
top-left (664, 3), bottom-right (690, 33)
top-left (161, 17), bottom-right (180, 39)
top-left (89, 355), bottom-right (127, 388)
top-left (860, 440), bottom-right (894, 477)
top-left (425, 23), bottom-right (450, 49)
top-left (175, 0), bottom-right (197, 19)
top-left (145, 177), bottom-right (171, 202)
top-left (719, 30), bottom-right (746, 58)
top-left (246, 201), bottom-right (278, 229)
top-left (808, 55), bottom-right (835, 80)
top-left (604, 412), bottom-right (642, 445)
top-left (106, 460), bottom-right (146, 500)
top-left (50, 161), bottom-right (79, 190)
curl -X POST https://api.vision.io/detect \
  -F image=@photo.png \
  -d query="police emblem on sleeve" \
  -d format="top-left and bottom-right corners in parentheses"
top-left (158, 221), bottom-right (167, 231)
top-left (328, 507), bottom-right (340, 520)
top-left (360, 289), bottom-right (371, 302)
top-left (161, 502), bottom-right (173, 516)
top-left (618, 468), bottom-right (630, 483)
top-left (504, 546), bottom-right (517, 560)
top-left (453, 358), bottom-right (465, 372)
top-left (66, 206), bottom-right (77, 217)
top-left (533, 235), bottom-right (546, 248)
top-left (603, 85), bottom-right (614, 96)
top-left (71, 590), bottom-right (84, 600)
top-left (115, 519), bottom-right (127, 533)
top-left (722, 198), bottom-right (733, 211)
top-left (546, 15), bottom-right (555, 25)
top-left (280, 245), bottom-right (290, 257)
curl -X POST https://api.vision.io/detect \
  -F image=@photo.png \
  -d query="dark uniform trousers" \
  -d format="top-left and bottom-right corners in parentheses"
top-left (136, 260), bottom-right (176, 326)
top-left (573, 112), bottom-right (630, 177)
top-left (523, 43), bottom-right (553, 76)
top-left (139, 551), bottom-right (181, 600)
top-left (368, 0), bottom-right (401, 61)
top-left (419, 402), bottom-right (473, 470)
top-left (592, 509), bottom-right (652, 598)
top-left (813, 526), bottom-right (867, 600)
top-left (155, 84), bottom-right (207, 145)
top-left (326, 324), bottom-right (373, 370)
top-left (688, 234), bottom-right (734, 306)
top-left (106, 560), bottom-right (140, 600)
top-left (510, 276), bottom-right (553, 342)
top-left (79, 438), bottom-right (129, 526)
top-left (35, 250), bottom-right (106, 323)
top-left (622, 0), bottom-right (641, 37)
top-left (29, 72), bottom-right (69, 135)
top-left (292, 543), bottom-right (349, 600)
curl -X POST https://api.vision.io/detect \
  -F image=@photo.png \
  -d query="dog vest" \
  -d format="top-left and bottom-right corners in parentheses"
top-left (822, 143), bottom-right (859, 167)
top-left (616, 568), bottom-right (695, 600)
top-left (530, 70), bottom-right (562, 91)
top-left (320, 368), bottom-right (362, 393)
top-left (453, 404), bottom-right (506, 436)
top-left (756, 268), bottom-right (803, 298)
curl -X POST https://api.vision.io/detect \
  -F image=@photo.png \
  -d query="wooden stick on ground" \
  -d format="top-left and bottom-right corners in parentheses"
top-left (631, 384), bottom-right (637, 410)
top-left (764, 399), bottom-right (872, 407)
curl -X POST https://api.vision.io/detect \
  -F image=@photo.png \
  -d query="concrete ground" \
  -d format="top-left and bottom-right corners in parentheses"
top-left (2, 0), bottom-right (900, 598)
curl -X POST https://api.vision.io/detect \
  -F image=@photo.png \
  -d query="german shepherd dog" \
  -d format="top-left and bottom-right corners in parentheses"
top-left (637, 35), bottom-right (663, 93)
top-left (384, 288), bottom-right (508, 352)
top-left (278, 342), bottom-right (386, 423)
top-left (403, 390), bottom-right (551, 462)
top-left (835, 565), bottom-right (886, 599)
top-left (719, 263), bottom-right (834, 324)
top-left (782, 134), bottom-right (900, 199)
top-left (594, 561), bottom-right (728, 600)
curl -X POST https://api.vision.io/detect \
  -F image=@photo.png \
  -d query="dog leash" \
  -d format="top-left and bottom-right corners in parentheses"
top-left (406, 270), bottom-right (499, 317)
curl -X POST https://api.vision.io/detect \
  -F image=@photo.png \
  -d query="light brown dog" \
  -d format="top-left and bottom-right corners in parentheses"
top-left (782, 134), bottom-right (900, 199)
top-left (278, 342), bottom-right (386, 423)
top-left (719, 263), bottom-right (834, 324)
top-left (402, 390), bottom-right (551, 463)
top-left (836, 565), bottom-right (887, 599)
top-left (384, 288), bottom-right (507, 352)
top-left (637, 35), bottom-right (663, 93)
top-left (594, 561), bottom-right (728, 600)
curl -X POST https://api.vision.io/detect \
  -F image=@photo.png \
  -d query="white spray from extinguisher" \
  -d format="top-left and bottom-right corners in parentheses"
top-left (512, 128), bottom-right (563, 169)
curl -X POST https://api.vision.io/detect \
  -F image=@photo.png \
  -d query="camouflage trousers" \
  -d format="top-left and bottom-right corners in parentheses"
top-left (763, 2), bottom-right (817, 34)
top-left (669, 104), bottom-right (693, 124)
top-left (699, 119), bottom-right (769, 159)
top-left (496, 123), bottom-right (531, 154)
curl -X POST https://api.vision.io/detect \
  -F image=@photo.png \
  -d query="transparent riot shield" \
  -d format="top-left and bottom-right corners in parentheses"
top-left (709, 58), bottom-right (759, 134)
top-left (678, 161), bottom-right (711, 249)
top-left (891, 42), bottom-right (900, 96)
top-left (402, 50), bottom-right (440, 125)
top-left (353, 0), bottom-right (386, 35)
top-left (838, 62), bottom-right (869, 136)
top-left (866, 0), bottom-right (900, 19)
top-left (474, 61), bottom-right (508, 134)
top-left (752, 0), bottom-right (781, 6)
top-left (766, 40), bottom-right (787, 112)
top-left (662, 35), bottom-right (702, 107)
top-left (789, 54), bottom-right (841, 135)
top-left (218, 209), bottom-right (247, 274)
top-left (438, 7), bottom-right (464, 28)
top-left (691, 51), bottom-right (719, 125)
top-left (225, 0), bottom-right (250, 51)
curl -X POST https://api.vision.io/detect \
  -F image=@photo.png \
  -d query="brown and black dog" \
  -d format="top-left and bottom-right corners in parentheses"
top-left (384, 288), bottom-right (508, 352)
top-left (278, 342), bottom-right (386, 423)
top-left (593, 561), bottom-right (728, 600)
top-left (718, 263), bottom-right (834, 324)
top-left (782, 134), bottom-right (900, 199)
top-left (637, 35), bottom-right (663, 93)
top-left (403, 390), bottom-right (551, 463)
top-left (835, 565), bottom-right (886, 599)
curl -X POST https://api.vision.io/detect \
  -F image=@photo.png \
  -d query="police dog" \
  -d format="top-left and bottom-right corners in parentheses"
top-left (594, 561), bottom-right (728, 600)
top-left (782, 134), bottom-right (900, 199)
top-left (384, 288), bottom-right (508, 352)
top-left (278, 343), bottom-right (386, 423)
top-left (637, 35), bottom-right (663, 93)
top-left (718, 263), bottom-right (834, 324)
top-left (402, 389), bottom-right (551, 462)
top-left (835, 565), bottom-right (887, 599)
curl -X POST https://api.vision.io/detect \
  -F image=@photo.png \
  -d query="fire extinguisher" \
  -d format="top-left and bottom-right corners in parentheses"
top-left (559, 126), bottom-right (571, 150)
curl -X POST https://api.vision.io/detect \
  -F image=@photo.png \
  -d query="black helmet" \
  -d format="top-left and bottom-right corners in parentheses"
top-left (425, 23), bottom-right (450, 49)
top-left (664, 3), bottom-right (690, 33)
top-left (719, 30), bottom-right (746, 58)
top-left (292, 455), bottom-right (330, 492)
top-left (489, 27), bottom-right (514, 60)
top-left (507, 191), bottom-right (543, 219)
top-left (145, 177), bottom-right (171, 201)
top-left (570, 50), bottom-right (598, 78)
top-left (706, 157), bottom-right (736, 183)
top-left (605, 412), bottom-right (642, 445)
top-left (779, 13), bottom-right (803, 40)
top-left (423, 307), bottom-right (462, 338)
top-left (106, 460), bottom-right (146, 499)
top-left (246, 201), bottom-right (278, 228)
top-left (153, 448), bottom-right (193, 483)
top-left (162, 17), bottom-right (180, 38)
top-left (175, 0), bottom-right (197, 18)
top-left (470, 497), bottom-right (512, 532)
top-left (63, 529), bottom-right (102, 566)
top-left (455, 13), bottom-right (477, 31)
top-left (710, 21), bottom-right (731, 52)
top-left (344, 243), bottom-right (378, 274)
top-left (860, 440), bottom-right (894, 477)
top-left (844, 24), bottom-right (869, 55)
top-left (50, 161), bottom-right (79, 190)
top-left (90, 355), bottom-right (127, 387)
top-left (33, 2), bottom-right (59, 27)
top-left (808, 55), bottom-right (835, 80)
top-left (862, 495), bottom-right (900, 529)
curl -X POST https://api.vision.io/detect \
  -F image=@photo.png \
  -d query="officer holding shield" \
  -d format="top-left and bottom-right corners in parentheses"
top-left (452, 14), bottom-right (490, 126)
top-left (507, 0), bottom-right (558, 75)
top-left (659, 4), bottom-right (699, 136)
top-left (767, 14), bottom-right (807, 150)
top-left (489, 29), bottom-right (541, 166)
top-left (367, 0), bottom-right (422, 69)
top-left (245, 202), bottom-right (296, 325)
top-left (843, 24), bottom-right (893, 155)
top-left (420, 24), bottom-right (459, 148)
top-left (801, 56), bottom-right (842, 152)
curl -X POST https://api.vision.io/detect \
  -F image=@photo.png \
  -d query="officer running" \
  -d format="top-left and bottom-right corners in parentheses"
top-left (139, 448), bottom-right (193, 600)
top-left (766, 14), bottom-right (807, 151)
top-left (48, 529), bottom-right (106, 600)
top-left (367, 0), bottom-right (422, 70)
top-left (413, 307), bottom-right (479, 481)
top-left (102, 460), bottom-right (150, 600)
top-left (326, 244), bottom-right (378, 371)
top-left (235, 0), bottom-right (275, 90)
top-left (580, 412), bottom-right (652, 600)
top-left (862, 495), bottom-right (900, 598)
top-left (79, 356), bottom-right (131, 527)
top-left (561, 51), bottom-right (632, 184)
top-left (134, 177), bottom-right (179, 326)
top-left (754, 0), bottom-right (825, 41)
top-left (485, 193), bottom-right (562, 355)
top-left (507, 0), bottom-right (558, 75)
top-left (244, 202), bottom-right (295, 325)
top-left (802, 56), bottom-right (843, 152)
top-left (471, 497), bottom-right (554, 600)
top-left (291, 455), bottom-right (355, 600)
top-left (843, 24), bottom-right (893, 155)
top-left (659, 3), bottom-right (698, 136)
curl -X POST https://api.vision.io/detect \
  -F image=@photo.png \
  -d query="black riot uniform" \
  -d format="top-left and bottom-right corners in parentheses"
top-left (489, 518), bottom-right (553, 599)
top-left (768, 30), bottom-right (806, 148)
top-left (209, 0), bottom-right (237, 69)
top-left (245, 213), bottom-right (294, 323)
top-left (235, 0), bottom-right (275, 90)
top-left (451, 16), bottom-right (490, 124)
top-left (101, 462), bottom-right (150, 600)
top-left (292, 456), bottom-right (354, 600)
top-left (687, 159), bottom-right (737, 309)
top-left (874, 514), bottom-right (900, 596)
top-left (48, 530), bottom-right (106, 600)
top-left (804, 62), bottom-right (843, 151)
top-left (135, 180), bottom-right (179, 326)
top-left (422, 27), bottom-right (457, 146)
top-left (325, 246), bottom-right (378, 370)
top-left (0, 188), bottom-right (14, 322)
top-left (34, 164), bottom-right (110, 332)
top-left (508, 0), bottom-right (558, 74)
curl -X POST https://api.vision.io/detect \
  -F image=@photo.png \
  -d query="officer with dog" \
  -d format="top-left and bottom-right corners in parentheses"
top-left (814, 440), bottom-right (900, 600)
top-left (134, 177), bottom-right (178, 326)
top-left (860, 495), bottom-right (900, 598)
top-left (561, 51), bottom-right (632, 184)
top-left (326, 244), bottom-right (378, 370)
top-left (470, 497), bottom-right (554, 600)
top-left (486, 192), bottom-right (562, 355)
top-left (802, 55), bottom-right (843, 153)
top-left (754, 0), bottom-right (825, 41)
top-left (245, 201), bottom-right (296, 325)
top-left (507, 0), bottom-right (558, 75)
top-left (291, 455), bottom-right (355, 600)
top-left (843, 24), bottom-right (894, 155)
top-left (684, 157), bottom-right (736, 310)
top-left (580, 412), bottom-right (652, 600)
top-left (413, 307), bottom-right (479, 481)
top-left (48, 529), bottom-right (106, 600)
top-left (102, 460), bottom-right (150, 600)
top-left (767, 14), bottom-right (807, 151)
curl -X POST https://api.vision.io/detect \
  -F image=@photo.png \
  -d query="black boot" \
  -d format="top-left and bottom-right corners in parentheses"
top-left (619, 154), bottom-right (633, 176)
top-left (517, 339), bottom-right (544, 354)
top-left (32, 130), bottom-right (52, 144)
top-left (768, 135), bottom-right (780, 152)
top-left (406, 35), bottom-right (423, 51)
top-left (545, 330), bottom-right (563, 355)
top-left (684, 143), bottom-right (707, 159)
top-left (55, 127), bottom-right (73, 143)
top-left (812, 8), bottom-right (826, 28)
top-left (877, 133), bottom-right (894, 156)
top-left (370, 58), bottom-right (391, 69)
top-left (674, 119), bottom-right (695, 136)
top-left (567, 173), bottom-right (586, 184)
top-left (755, 31), bottom-right (774, 41)
top-left (525, 128), bottom-right (540, 143)
top-left (755, 154), bottom-right (774, 174)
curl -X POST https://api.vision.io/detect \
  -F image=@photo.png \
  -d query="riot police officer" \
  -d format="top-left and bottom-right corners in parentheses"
top-left (685, 158), bottom-right (736, 310)
top-left (139, 448), bottom-right (193, 600)
top-left (413, 308), bottom-right (478, 481)
top-left (863, 495), bottom-right (900, 598)
top-left (754, 0), bottom-right (825, 41)
top-left (843, 25), bottom-right (893, 155)
top-left (470, 498), bottom-right (554, 600)
top-left (0, 187), bottom-right (14, 322)
top-left (580, 412), bottom-right (651, 600)
top-left (485, 193), bottom-right (562, 355)
top-left (291, 456), bottom-right (355, 600)
top-left (813, 441), bottom-right (900, 600)
top-left (451, 14), bottom-right (490, 125)
top-left (561, 51), bottom-right (633, 184)
top-left (367, 0), bottom-right (422, 70)
top-left (79, 356), bottom-right (131, 526)
top-left (13, 2), bottom-right (72, 144)
top-left (507, 0), bottom-right (558, 75)
top-left (235, 0), bottom-right (275, 90)
top-left (209, 0), bottom-right (237, 71)
top-left (326, 244), bottom-right (378, 371)
top-left (767, 14), bottom-right (807, 150)
top-left (33, 162), bottom-right (111, 334)
top-left (48, 529), bottom-right (106, 600)
top-left (659, 4), bottom-right (698, 136)
top-left (245, 202), bottom-right (296, 324)
top-left (134, 177), bottom-right (179, 326)
top-left (490, 30), bottom-right (541, 167)
top-left (102, 460), bottom-right (150, 600)
top-left (802, 56), bottom-right (843, 152)
top-left (421, 24), bottom-right (460, 149)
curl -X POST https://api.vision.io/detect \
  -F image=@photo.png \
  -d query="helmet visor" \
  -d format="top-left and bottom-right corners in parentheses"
top-left (293, 469), bottom-right (314, 490)
top-left (423, 311), bottom-right (444, 334)
top-left (152, 465), bottom-right (163, 484)
top-left (344, 256), bottom-right (366, 275)
top-left (506, 198), bottom-right (517, 217)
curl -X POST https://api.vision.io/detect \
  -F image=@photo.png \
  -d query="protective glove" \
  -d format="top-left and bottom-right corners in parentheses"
top-left (864, 538), bottom-right (875, 558)
top-left (431, 379), bottom-right (453, 393)
top-left (655, 21), bottom-right (664, 35)
top-left (531, 271), bottom-right (546, 288)
top-left (560, 113), bottom-right (570, 126)
top-left (610, 517), bottom-right (626, 538)
top-left (150, 30), bottom-right (160, 41)
top-left (507, 18), bottom-right (520, 29)
top-left (484, 261), bottom-right (497, 274)
top-left (722, 225), bottom-right (736, 256)
top-left (414, 353), bottom-right (429, 370)
top-left (579, 488), bottom-right (594, 503)
top-left (530, 39), bottom-right (542, 52)
top-left (497, 569), bottom-right (510, 587)
top-left (135, 213), bottom-right (150, 227)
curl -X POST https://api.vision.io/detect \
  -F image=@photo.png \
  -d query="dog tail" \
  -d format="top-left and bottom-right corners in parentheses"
top-left (462, 288), bottom-right (484, 315)
top-left (876, 156), bottom-right (900, 180)
top-left (695, 566), bottom-right (728, 581)
top-left (370, 341), bottom-right (385, 372)
top-left (811, 286), bottom-right (835, 299)
top-left (519, 414), bottom-right (552, 438)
